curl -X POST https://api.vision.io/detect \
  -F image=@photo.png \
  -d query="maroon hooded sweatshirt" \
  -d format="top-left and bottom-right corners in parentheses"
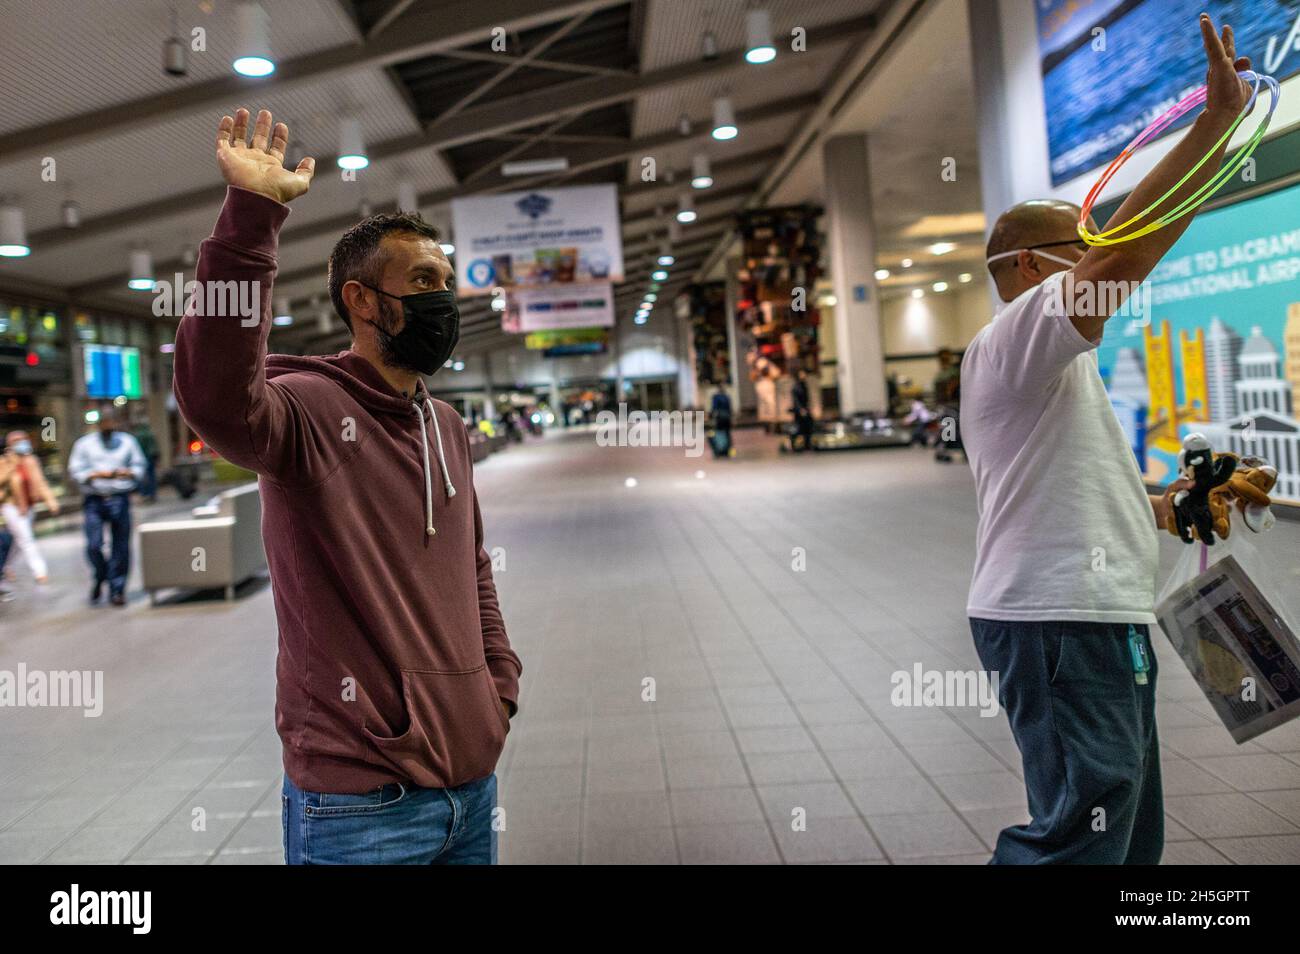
top-left (173, 186), bottom-right (521, 794)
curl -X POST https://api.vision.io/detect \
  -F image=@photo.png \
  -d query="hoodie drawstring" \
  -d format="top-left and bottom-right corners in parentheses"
top-left (415, 398), bottom-right (457, 537)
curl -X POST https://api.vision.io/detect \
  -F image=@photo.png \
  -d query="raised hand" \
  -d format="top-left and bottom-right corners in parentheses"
top-left (1199, 14), bottom-right (1252, 119)
top-left (216, 108), bottom-right (315, 205)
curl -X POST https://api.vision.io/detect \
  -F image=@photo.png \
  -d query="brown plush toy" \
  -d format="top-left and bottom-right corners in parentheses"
top-left (1224, 455), bottom-right (1279, 533)
top-left (1164, 452), bottom-right (1278, 542)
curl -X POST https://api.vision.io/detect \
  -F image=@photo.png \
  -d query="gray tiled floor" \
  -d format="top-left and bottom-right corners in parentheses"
top-left (3, 426), bottom-right (1300, 864)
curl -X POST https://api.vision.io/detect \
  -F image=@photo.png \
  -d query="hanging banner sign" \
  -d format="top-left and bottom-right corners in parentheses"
top-left (524, 327), bottom-right (610, 355)
top-left (451, 185), bottom-right (624, 296)
top-left (505, 281), bottom-right (616, 333)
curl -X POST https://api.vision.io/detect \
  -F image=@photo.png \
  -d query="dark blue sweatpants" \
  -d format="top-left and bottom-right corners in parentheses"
top-left (969, 618), bottom-right (1163, 864)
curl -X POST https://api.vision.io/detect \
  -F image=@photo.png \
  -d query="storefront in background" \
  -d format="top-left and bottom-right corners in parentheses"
top-left (0, 292), bottom-right (179, 491)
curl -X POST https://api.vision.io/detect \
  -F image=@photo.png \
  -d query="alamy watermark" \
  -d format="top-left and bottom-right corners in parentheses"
top-left (50, 884), bottom-right (150, 934)
top-left (891, 663), bottom-right (1000, 718)
top-left (595, 404), bottom-right (707, 458)
top-left (0, 665), bottom-right (103, 717)
top-left (1044, 271), bottom-right (1152, 323)
top-left (152, 274), bottom-right (262, 326)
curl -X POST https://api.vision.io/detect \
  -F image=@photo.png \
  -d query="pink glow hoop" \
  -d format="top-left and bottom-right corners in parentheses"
top-left (1078, 70), bottom-right (1280, 246)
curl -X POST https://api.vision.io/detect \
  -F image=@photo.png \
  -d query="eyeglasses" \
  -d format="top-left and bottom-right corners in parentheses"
top-left (1021, 239), bottom-right (1088, 253)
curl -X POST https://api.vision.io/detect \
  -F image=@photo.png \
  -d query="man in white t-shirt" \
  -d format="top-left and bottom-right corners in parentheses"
top-left (962, 15), bottom-right (1253, 864)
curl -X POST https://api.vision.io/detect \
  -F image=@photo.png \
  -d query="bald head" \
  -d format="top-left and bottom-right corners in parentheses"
top-left (986, 199), bottom-right (1092, 301)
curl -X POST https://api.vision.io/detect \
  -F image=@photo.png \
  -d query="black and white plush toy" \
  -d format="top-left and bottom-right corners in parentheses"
top-left (1172, 433), bottom-right (1237, 545)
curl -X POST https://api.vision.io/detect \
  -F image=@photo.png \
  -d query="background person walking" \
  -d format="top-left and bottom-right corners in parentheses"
top-left (68, 407), bottom-right (146, 606)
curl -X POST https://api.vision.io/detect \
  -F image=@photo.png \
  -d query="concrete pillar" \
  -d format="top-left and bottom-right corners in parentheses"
top-left (822, 133), bottom-right (887, 415)
top-left (481, 352), bottom-right (495, 421)
top-left (724, 267), bottom-right (752, 415)
top-left (548, 365), bottom-right (563, 426)
top-left (967, 0), bottom-right (1014, 310)
top-left (671, 304), bottom-right (697, 410)
top-left (612, 314), bottom-right (625, 406)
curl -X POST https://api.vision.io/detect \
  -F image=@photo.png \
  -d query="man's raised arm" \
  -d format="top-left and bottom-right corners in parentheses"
top-left (1069, 15), bottom-right (1254, 341)
top-left (172, 108), bottom-right (315, 479)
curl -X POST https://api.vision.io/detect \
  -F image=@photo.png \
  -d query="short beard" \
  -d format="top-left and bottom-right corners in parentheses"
top-left (374, 295), bottom-right (422, 375)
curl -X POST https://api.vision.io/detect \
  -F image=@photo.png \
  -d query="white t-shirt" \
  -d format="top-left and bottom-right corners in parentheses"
top-left (962, 271), bottom-right (1158, 624)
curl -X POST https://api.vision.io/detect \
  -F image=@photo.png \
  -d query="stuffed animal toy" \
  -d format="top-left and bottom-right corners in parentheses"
top-left (1163, 442), bottom-right (1278, 543)
top-left (1168, 433), bottom-right (1237, 545)
top-left (1217, 455), bottom-right (1279, 534)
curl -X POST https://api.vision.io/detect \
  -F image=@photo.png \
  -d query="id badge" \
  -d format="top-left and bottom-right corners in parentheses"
top-left (1127, 625), bottom-right (1150, 686)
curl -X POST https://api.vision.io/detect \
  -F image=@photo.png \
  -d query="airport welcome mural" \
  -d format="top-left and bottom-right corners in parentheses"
top-left (1097, 181), bottom-right (1300, 502)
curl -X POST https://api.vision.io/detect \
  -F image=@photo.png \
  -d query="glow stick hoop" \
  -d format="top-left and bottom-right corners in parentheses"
top-left (1078, 70), bottom-right (1280, 246)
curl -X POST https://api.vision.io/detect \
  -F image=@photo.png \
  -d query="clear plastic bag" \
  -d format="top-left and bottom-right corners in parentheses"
top-left (1155, 511), bottom-right (1300, 743)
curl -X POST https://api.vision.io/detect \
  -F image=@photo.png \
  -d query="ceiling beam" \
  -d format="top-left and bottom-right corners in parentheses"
top-left (27, 7), bottom-right (861, 252)
top-left (437, 11), bottom-right (595, 123)
top-left (366, 0), bottom-right (420, 38)
top-left (422, 15), bottom-right (874, 150)
top-left (431, 48), bottom-right (634, 79)
top-left (67, 96), bottom-right (805, 295)
top-left (0, 0), bottom-right (628, 164)
top-left (695, 0), bottom-right (923, 283)
top-left (40, 88), bottom-right (808, 265)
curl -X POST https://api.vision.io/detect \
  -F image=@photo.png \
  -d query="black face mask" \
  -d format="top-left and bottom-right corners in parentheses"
top-left (362, 285), bottom-right (460, 376)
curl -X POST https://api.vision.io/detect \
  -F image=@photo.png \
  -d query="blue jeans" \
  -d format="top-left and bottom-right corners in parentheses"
top-left (0, 528), bottom-right (12, 575)
top-left (83, 494), bottom-right (132, 596)
top-left (969, 618), bottom-right (1163, 864)
top-left (282, 773), bottom-right (498, 865)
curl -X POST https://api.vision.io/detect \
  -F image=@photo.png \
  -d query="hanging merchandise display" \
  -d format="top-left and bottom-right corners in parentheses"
top-left (731, 205), bottom-right (823, 423)
top-left (681, 282), bottom-right (730, 391)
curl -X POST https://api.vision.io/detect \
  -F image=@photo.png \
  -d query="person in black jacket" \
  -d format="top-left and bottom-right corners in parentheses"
top-left (790, 370), bottom-right (814, 453)
top-left (709, 387), bottom-right (734, 458)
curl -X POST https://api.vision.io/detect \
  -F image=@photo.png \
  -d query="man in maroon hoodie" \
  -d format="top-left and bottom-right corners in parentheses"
top-left (174, 108), bottom-right (521, 864)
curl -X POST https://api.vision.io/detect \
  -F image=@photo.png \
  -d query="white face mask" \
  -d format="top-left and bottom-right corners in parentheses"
top-left (985, 248), bottom-right (1080, 269)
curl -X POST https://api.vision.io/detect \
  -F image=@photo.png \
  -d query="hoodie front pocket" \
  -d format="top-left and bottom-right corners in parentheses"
top-left (362, 666), bottom-right (507, 789)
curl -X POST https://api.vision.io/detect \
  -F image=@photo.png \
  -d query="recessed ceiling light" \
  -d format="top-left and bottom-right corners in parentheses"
top-left (901, 213), bottom-right (986, 238)
top-left (127, 248), bottom-right (154, 290)
top-left (336, 118), bottom-right (368, 170)
top-left (744, 10), bottom-right (776, 64)
top-left (691, 154), bottom-right (713, 189)
top-left (0, 204), bottom-right (31, 257)
top-left (874, 268), bottom-right (890, 280)
top-left (232, 1), bottom-right (275, 77)
top-left (928, 242), bottom-right (956, 256)
top-left (502, 157), bottom-right (569, 176)
top-left (711, 97), bottom-right (738, 140)
top-left (396, 181), bottom-right (418, 212)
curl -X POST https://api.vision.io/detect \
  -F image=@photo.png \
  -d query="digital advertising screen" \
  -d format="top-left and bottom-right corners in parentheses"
top-left (83, 344), bottom-right (143, 400)
top-left (1034, 0), bottom-right (1300, 186)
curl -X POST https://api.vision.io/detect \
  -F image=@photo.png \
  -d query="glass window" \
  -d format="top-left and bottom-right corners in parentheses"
top-left (128, 320), bottom-right (151, 350)
top-left (100, 318), bottom-right (127, 345)
top-left (74, 312), bottom-right (98, 343)
top-left (28, 308), bottom-right (61, 345)
top-left (0, 302), bottom-right (28, 344)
